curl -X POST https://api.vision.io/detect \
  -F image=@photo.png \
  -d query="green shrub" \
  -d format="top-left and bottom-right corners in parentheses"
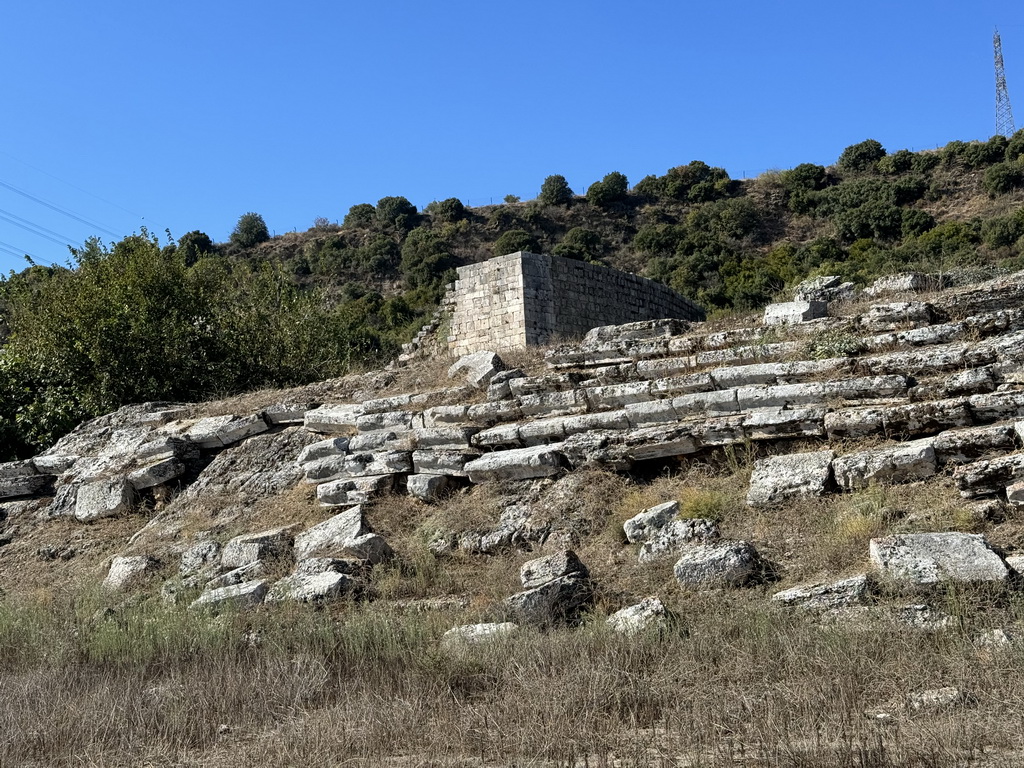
top-left (837, 139), bottom-right (885, 173)
top-left (230, 212), bottom-right (270, 247)
top-left (552, 227), bottom-right (603, 261)
top-left (343, 203), bottom-right (376, 229)
top-left (983, 162), bottom-right (1024, 195)
top-left (586, 172), bottom-right (629, 207)
top-left (877, 149), bottom-right (914, 175)
top-left (375, 196), bottom-right (417, 230)
top-left (176, 230), bottom-right (214, 267)
top-left (1006, 129), bottom-right (1024, 162)
top-left (538, 175), bottom-right (574, 206)
top-left (503, 194), bottom-right (520, 204)
top-left (493, 229), bottom-right (540, 256)
top-left (426, 197), bottom-right (465, 223)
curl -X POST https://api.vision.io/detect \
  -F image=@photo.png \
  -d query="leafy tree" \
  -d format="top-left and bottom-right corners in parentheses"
top-left (399, 227), bottom-right (457, 291)
top-left (837, 140), bottom-right (885, 173)
top-left (586, 172), bottom-right (629, 207)
top-left (343, 203), bottom-right (376, 229)
top-left (493, 229), bottom-right (540, 256)
top-left (503, 194), bottom-right (521, 204)
top-left (427, 197), bottom-right (465, 223)
top-left (552, 227), bottom-right (603, 261)
top-left (231, 212), bottom-right (270, 247)
top-left (539, 175), bottom-right (574, 206)
top-left (176, 230), bottom-right (214, 267)
top-left (983, 162), bottom-right (1024, 195)
top-left (877, 149), bottom-right (915, 175)
top-left (375, 196), bottom-right (417, 230)
top-left (1006, 129), bottom-right (1024, 162)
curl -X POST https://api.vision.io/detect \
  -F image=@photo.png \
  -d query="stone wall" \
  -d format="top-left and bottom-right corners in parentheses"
top-left (447, 251), bottom-right (703, 356)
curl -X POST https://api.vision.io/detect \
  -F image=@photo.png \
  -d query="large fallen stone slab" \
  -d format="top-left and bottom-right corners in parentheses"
top-left (221, 526), bottom-right (295, 569)
top-left (448, 350), bottom-right (504, 390)
top-left (293, 506), bottom-right (371, 560)
top-left (638, 519), bottom-right (720, 563)
top-left (74, 477), bottom-right (135, 521)
top-left (184, 414), bottom-right (268, 449)
top-left (584, 319), bottom-right (689, 343)
top-left (189, 579), bottom-right (269, 611)
top-left (501, 575), bottom-right (593, 627)
top-left (406, 473), bottom-right (453, 502)
top-left (127, 457), bottom-right (185, 491)
top-left (103, 555), bottom-right (159, 591)
top-left (743, 408), bottom-right (826, 440)
top-left (303, 405), bottom-right (365, 434)
top-left (606, 597), bottom-right (670, 636)
top-left (772, 574), bottom-right (870, 610)
top-left (832, 439), bottom-right (937, 490)
top-left (869, 533), bottom-right (1009, 586)
top-left (623, 501), bottom-right (679, 544)
top-left (265, 571), bottom-right (355, 603)
top-left (764, 301), bottom-right (828, 326)
top-left (673, 541), bottom-right (766, 588)
top-left (859, 301), bottom-right (936, 332)
top-left (520, 550), bottom-right (588, 589)
top-left (316, 474), bottom-right (394, 506)
top-left (296, 437), bottom-right (350, 466)
top-left (412, 449), bottom-right (480, 477)
top-left (0, 473), bottom-right (55, 501)
top-left (881, 399), bottom-right (973, 438)
top-left (464, 444), bottom-right (566, 483)
top-left (746, 450), bottom-right (835, 507)
top-left (932, 425), bottom-right (1016, 466)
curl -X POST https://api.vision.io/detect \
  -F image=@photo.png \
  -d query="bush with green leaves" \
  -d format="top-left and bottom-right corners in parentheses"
top-left (343, 203), bottom-right (376, 229)
top-left (375, 196), bottom-right (417, 230)
top-left (400, 227), bottom-right (457, 291)
top-left (837, 140), bottom-right (886, 173)
top-left (230, 212), bottom-right (270, 247)
top-left (493, 229), bottom-right (540, 256)
top-left (1006, 129), bottom-right (1024, 162)
top-left (983, 162), bottom-right (1024, 195)
top-left (586, 172), bottom-right (629, 207)
top-left (426, 198), bottom-right (465, 223)
top-left (538, 175), bottom-right (573, 206)
top-left (877, 149), bottom-right (915, 175)
top-left (552, 227), bottom-right (603, 261)
top-left (175, 230), bottom-right (214, 267)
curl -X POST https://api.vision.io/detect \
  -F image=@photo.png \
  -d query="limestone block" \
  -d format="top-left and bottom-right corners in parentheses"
top-left (348, 432), bottom-right (398, 452)
top-left (832, 440), bottom-right (937, 490)
top-left (338, 450), bottom-right (413, 479)
top-left (127, 457), bottom-right (185, 491)
top-left (624, 399), bottom-right (680, 426)
top-left (710, 362), bottom-right (786, 389)
top-left (793, 275), bottom-right (855, 303)
top-left (824, 375), bottom-right (910, 400)
top-left (953, 454), bottom-right (1024, 498)
top-left (0, 460), bottom-right (37, 478)
top-left (743, 408), bottom-right (826, 440)
top-left (583, 319), bottom-right (688, 343)
top-left (344, 533), bottom-right (394, 564)
top-left (422, 405), bottom-right (470, 427)
top-left (865, 272), bottom-right (928, 297)
top-left (221, 526), bottom-right (295, 569)
top-left (262, 402), bottom-right (314, 425)
top-left (296, 437), bottom-right (350, 467)
top-left (763, 301), bottom-right (828, 326)
top-left (736, 383), bottom-right (826, 411)
top-left (520, 550), bottom-right (588, 589)
top-left (180, 539), bottom-right (221, 576)
top-left (746, 450), bottom-right (835, 507)
top-left (189, 580), bottom-right (268, 612)
top-left (859, 302), bottom-right (936, 332)
top-left (356, 410), bottom-right (414, 433)
top-left (265, 572), bottom-right (354, 603)
top-left (689, 416), bottom-right (746, 447)
top-left (585, 382), bottom-right (654, 410)
top-left (487, 369), bottom-right (526, 401)
top-left (824, 408), bottom-right (885, 439)
top-left (508, 374), bottom-right (580, 398)
top-left (932, 425), bottom-right (1016, 466)
top-left (466, 401), bottom-right (523, 426)
top-left (518, 390), bottom-right (588, 418)
top-left (881, 398), bottom-right (973, 438)
top-left (316, 475), bottom-right (394, 505)
top-left (448, 350), bottom-right (505, 389)
top-left (672, 389), bottom-right (739, 416)
top-left (1006, 480), bottom-right (1024, 508)
top-left (407, 473), bottom-right (453, 502)
top-left (968, 392), bottom-right (1024, 423)
top-left (606, 597), bottom-right (669, 636)
top-left (0, 473), bottom-right (54, 501)
top-left (464, 444), bottom-right (566, 483)
top-left (772, 574), bottom-right (870, 609)
top-left (623, 500), bottom-right (678, 544)
top-left (648, 372), bottom-right (715, 397)
top-left (472, 424), bottom-right (522, 449)
top-left (103, 555), bottom-right (159, 592)
top-left (411, 427), bottom-right (479, 450)
top-left (293, 506), bottom-right (371, 560)
top-left (74, 477), bottom-right (135, 521)
top-left (869, 532), bottom-right (1009, 586)
top-left (441, 622), bottom-right (519, 649)
top-left (944, 367), bottom-right (997, 397)
top-left (501, 575), bottom-right (593, 627)
top-left (304, 405), bottom-right (365, 434)
top-left (638, 519), bottom-right (721, 563)
top-left (412, 449), bottom-right (480, 477)
top-left (205, 562), bottom-right (266, 591)
top-left (185, 413), bottom-right (267, 449)
top-left (294, 557), bottom-right (365, 576)
top-left (673, 541), bottom-right (765, 588)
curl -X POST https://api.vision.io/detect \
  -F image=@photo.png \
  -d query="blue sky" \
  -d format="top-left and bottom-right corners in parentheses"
top-left (1, 0), bottom-right (1021, 274)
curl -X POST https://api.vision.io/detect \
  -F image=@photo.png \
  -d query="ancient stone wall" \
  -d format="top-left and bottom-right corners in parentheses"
top-left (447, 251), bottom-right (703, 356)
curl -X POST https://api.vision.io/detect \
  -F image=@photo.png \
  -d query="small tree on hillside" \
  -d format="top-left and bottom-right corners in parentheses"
top-left (837, 140), bottom-right (886, 173)
top-left (539, 175), bottom-right (573, 206)
top-left (493, 229), bottom-right (539, 256)
top-left (586, 172), bottom-right (629, 207)
top-left (176, 230), bottom-right (214, 267)
top-left (231, 212), bottom-right (270, 247)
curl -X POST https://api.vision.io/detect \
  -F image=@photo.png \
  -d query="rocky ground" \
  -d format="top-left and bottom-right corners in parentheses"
top-left (7, 270), bottom-right (1024, 765)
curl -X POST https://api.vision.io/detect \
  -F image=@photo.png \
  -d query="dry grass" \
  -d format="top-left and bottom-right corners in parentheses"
top-left (4, 586), bottom-right (1024, 766)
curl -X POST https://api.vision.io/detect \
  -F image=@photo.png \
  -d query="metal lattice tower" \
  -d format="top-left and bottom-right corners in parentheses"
top-left (995, 28), bottom-right (1016, 137)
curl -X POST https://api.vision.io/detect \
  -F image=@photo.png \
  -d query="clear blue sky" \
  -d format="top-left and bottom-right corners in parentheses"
top-left (1, 0), bottom-right (1021, 274)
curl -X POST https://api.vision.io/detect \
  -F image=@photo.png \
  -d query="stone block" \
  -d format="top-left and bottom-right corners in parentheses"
top-left (746, 450), bottom-right (835, 507)
top-left (673, 541), bottom-right (765, 588)
top-left (832, 439), bottom-right (938, 490)
top-left (869, 532), bottom-right (1009, 586)
top-left (464, 444), bottom-right (566, 483)
top-left (763, 301), bottom-right (828, 326)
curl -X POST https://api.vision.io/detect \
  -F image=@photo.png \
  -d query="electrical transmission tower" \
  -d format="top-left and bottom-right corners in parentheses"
top-left (995, 28), bottom-right (1016, 136)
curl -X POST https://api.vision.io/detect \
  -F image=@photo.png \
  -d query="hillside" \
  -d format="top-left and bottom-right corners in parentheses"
top-left (3, 134), bottom-right (1024, 461)
top-left (5, 269), bottom-right (1024, 764)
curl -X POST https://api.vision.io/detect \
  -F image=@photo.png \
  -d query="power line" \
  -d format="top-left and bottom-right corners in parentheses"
top-left (0, 208), bottom-right (74, 247)
top-left (0, 207), bottom-right (76, 246)
top-left (0, 178), bottom-right (122, 238)
top-left (0, 150), bottom-right (144, 219)
top-left (0, 239), bottom-right (53, 267)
